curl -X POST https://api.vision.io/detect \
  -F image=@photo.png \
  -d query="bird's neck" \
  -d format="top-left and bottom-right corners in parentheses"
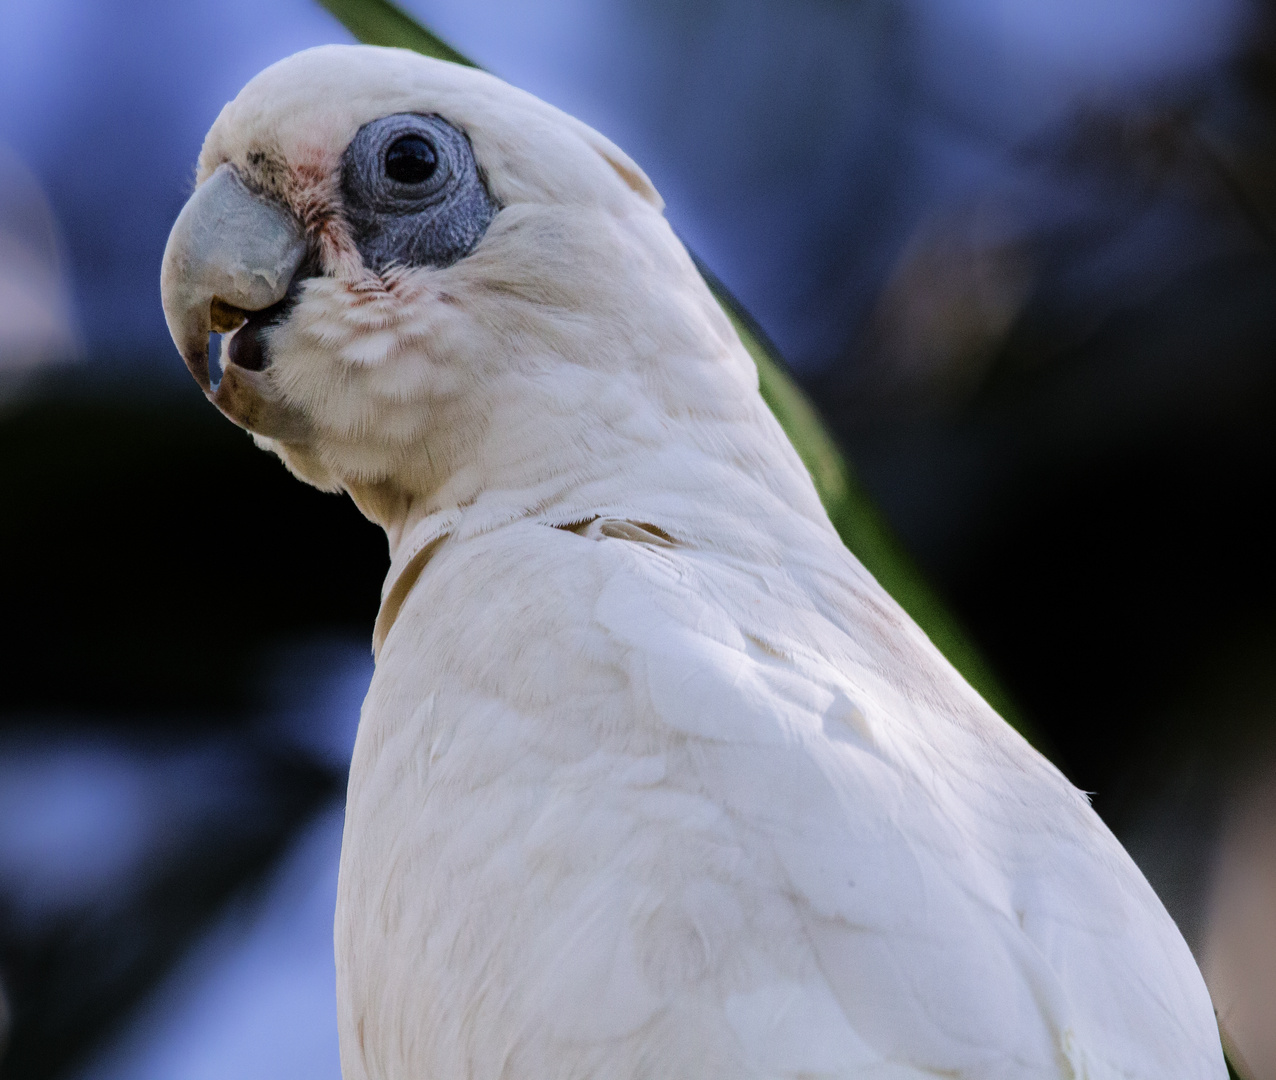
top-left (350, 347), bottom-right (836, 659)
top-left (353, 346), bottom-right (826, 570)
top-left (339, 227), bottom-right (838, 651)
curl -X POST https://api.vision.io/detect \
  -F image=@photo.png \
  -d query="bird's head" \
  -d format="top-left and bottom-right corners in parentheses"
top-left (162, 45), bottom-right (750, 538)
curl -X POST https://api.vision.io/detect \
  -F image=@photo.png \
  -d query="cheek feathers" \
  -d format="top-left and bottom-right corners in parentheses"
top-left (232, 145), bottom-right (368, 281)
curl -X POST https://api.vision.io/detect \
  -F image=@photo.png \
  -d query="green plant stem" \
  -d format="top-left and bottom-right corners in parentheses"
top-left (315, 0), bottom-right (472, 65)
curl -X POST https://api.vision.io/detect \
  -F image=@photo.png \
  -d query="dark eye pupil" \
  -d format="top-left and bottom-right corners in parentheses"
top-left (385, 135), bottom-right (437, 184)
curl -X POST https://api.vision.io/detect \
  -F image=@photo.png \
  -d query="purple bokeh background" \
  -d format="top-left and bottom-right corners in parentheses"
top-left (0, 1), bottom-right (1261, 1076)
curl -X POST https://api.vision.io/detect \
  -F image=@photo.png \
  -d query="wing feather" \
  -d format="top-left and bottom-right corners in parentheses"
top-left (339, 518), bottom-right (1224, 1080)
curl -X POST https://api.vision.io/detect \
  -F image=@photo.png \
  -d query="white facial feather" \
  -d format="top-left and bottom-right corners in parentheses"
top-left (198, 47), bottom-right (728, 518)
top-left (173, 45), bottom-right (1229, 1080)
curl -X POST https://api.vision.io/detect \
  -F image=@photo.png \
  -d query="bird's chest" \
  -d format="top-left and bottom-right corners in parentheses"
top-left (331, 674), bottom-right (768, 1080)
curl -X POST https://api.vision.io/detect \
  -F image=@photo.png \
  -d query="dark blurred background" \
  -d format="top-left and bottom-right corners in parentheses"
top-left (1, 0), bottom-right (1274, 1076)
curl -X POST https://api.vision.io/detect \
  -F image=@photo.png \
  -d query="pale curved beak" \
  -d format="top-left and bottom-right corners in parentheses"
top-left (160, 164), bottom-right (309, 438)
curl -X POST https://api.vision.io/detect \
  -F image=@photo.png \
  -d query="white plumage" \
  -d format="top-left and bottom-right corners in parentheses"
top-left (161, 45), bottom-right (1226, 1079)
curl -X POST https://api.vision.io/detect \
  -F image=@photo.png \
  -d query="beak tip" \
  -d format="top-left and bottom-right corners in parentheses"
top-left (181, 345), bottom-right (212, 392)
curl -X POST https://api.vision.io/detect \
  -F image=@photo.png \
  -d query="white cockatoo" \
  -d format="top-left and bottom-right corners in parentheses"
top-left (160, 45), bottom-right (1226, 1080)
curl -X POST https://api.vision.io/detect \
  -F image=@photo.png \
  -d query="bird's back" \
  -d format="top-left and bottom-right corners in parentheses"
top-left (336, 508), bottom-right (1225, 1080)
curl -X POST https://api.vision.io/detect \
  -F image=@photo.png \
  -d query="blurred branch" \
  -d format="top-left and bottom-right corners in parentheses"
top-left (314, 0), bottom-right (471, 66)
top-left (312, 0), bottom-right (1036, 745)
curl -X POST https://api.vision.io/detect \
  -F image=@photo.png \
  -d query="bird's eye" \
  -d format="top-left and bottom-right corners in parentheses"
top-left (385, 136), bottom-right (438, 184)
top-left (342, 113), bottom-right (498, 272)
